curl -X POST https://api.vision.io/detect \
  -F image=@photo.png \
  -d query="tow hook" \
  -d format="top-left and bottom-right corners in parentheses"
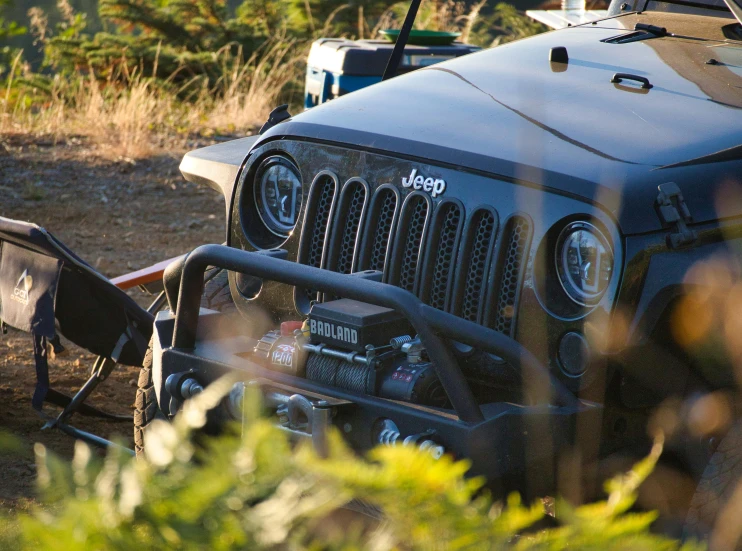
top-left (286, 394), bottom-right (332, 458)
top-left (227, 383), bottom-right (334, 458)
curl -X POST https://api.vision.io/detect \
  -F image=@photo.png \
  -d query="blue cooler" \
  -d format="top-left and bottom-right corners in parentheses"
top-left (304, 38), bottom-right (480, 109)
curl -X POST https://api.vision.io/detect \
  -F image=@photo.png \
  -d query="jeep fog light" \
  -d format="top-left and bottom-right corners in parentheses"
top-left (556, 221), bottom-right (613, 306)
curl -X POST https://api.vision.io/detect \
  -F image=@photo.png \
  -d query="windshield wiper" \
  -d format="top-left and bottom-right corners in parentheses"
top-left (381, 0), bottom-right (423, 81)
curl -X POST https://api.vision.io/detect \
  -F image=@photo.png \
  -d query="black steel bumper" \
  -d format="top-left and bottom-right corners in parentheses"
top-left (152, 245), bottom-right (602, 496)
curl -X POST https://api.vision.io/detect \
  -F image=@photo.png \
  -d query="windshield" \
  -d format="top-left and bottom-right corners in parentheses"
top-left (643, 0), bottom-right (733, 12)
top-left (659, 0), bottom-right (729, 7)
top-left (609, 0), bottom-right (740, 20)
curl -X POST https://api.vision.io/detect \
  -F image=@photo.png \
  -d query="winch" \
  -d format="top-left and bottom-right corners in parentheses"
top-left (308, 298), bottom-right (413, 352)
top-left (251, 299), bottom-right (449, 408)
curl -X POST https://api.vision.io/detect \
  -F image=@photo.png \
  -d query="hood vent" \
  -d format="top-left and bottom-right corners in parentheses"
top-left (602, 23), bottom-right (667, 44)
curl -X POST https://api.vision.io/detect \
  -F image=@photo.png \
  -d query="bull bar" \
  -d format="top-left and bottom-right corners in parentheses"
top-left (171, 244), bottom-right (580, 423)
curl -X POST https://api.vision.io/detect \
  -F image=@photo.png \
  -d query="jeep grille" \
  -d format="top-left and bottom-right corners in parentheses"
top-left (488, 216), bottom-right (532, 335)
top-left (326, 178), bottom-right (368, 275)
top-left (298, 176), bottom-right (532, 337)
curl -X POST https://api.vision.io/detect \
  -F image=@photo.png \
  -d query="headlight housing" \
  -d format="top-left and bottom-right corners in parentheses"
top-left (254, 156), bottom-right (303, 237)
top-left (556, 221), bottom-right (613, 306)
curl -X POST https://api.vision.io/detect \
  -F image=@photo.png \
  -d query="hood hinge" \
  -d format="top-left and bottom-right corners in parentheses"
top-left (655, 182), bottom-right (697, 249)
top-left (259, 104), bottom-right (291, 135)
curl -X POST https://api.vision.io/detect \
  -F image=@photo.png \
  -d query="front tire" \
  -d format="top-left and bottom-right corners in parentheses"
top-left (133, 346), bottom-right (164, 457)
top-left (686, 421), bottom-right (742, 549)
top-left (133, 269), bottom-right (235, 458)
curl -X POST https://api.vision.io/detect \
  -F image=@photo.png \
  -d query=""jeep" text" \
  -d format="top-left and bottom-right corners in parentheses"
top-left (402, 169), bottom-right (446, 198)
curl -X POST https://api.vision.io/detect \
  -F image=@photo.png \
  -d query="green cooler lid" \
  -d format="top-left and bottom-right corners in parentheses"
top-left (379, 29), bottom-right (461, 46)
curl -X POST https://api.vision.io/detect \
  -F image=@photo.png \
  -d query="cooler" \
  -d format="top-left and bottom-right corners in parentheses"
top-left (304, 38), bottom-right (480, 109)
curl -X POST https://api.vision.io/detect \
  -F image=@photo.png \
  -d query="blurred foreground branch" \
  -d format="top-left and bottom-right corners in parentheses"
top-left (0, 379), bottom-right (702, 550)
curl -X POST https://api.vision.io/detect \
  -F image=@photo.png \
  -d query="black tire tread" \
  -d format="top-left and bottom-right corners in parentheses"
top-left (134, 269), bottom-right (235, 457)
top-left (201, 269), bottom-right (236, 313)
top-left (686, 421), bottom-right (742, 545)
top-left (133, 345), bottom-right (164, 457)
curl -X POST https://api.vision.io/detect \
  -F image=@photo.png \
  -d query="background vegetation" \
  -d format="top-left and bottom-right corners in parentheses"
top-left (0, 0), bottom-right (544, 157)
top-left (0, 379), bottom-right (703, 550)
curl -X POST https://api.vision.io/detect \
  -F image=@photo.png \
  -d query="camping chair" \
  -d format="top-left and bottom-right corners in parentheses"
top-left (0, 215), bottom-right (176, 453)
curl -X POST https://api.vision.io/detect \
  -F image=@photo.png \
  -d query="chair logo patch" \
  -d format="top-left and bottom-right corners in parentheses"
top-left (11, 269), bottom-right (33, 306)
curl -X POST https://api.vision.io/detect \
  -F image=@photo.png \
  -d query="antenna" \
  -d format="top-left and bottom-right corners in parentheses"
top-left (381, 0), bottom-right (423, 81)
top-left (723, 0), bottom-right (742, 26)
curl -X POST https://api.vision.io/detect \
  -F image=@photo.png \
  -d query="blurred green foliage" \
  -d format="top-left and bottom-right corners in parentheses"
top-left (5, 0), bottom-right (544, 95)
top-left (0, 380), bottom-right (704, 550)
top-left (0, 0), bottom-right (26, 77)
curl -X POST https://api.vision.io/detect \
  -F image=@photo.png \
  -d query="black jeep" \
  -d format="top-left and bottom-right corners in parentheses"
top-left (138, 0), bottom-right (742, 533)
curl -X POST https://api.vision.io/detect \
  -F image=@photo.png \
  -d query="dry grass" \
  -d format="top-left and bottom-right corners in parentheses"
top-left (201, 40), bottom-right (302, 136)
top-left (0, 39), bottom-right (303, 159)
top-left (371, 0), bottom-right (543, 47)
top-left (372, 0), bottom-right (486, 40)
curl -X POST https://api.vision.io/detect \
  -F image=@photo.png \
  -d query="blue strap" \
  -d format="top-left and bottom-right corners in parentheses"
top-left (32, 333), bottom-right (49, 411)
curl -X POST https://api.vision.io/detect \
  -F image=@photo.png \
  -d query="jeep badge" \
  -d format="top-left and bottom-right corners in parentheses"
top-left (402, 169), bottom-right (446, 198)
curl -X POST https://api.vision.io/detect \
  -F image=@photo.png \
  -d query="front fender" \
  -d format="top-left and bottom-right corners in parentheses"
top-left (179, 135), bottom-right (260, 236)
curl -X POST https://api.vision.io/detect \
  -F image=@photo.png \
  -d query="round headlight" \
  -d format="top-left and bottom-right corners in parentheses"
top-left (254, 157), bottom-right (303, 237)
top-left (556, 222), bottom-right (613, 306)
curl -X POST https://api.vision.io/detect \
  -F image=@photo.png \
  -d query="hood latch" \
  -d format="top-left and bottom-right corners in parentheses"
top-left (655, 182), bottom-right (697, 249)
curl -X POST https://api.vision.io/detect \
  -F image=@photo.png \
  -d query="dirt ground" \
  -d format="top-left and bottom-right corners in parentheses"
top-left (0, 135), bottom-right (224, 514)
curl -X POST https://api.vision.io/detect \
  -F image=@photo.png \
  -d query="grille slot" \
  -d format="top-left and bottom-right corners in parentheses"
top-left (452, 208), bottom-right (498, 323)
top-left (419, 199), bottom-right (464, 311)
top-left (387, 192), bottom-right (431, 293)
top-left (326, 179), bottom-right (369, 275)
top-left (357, 185), bottom-right (399, 275)
top-left (486, 215), bottom-right (532, 336)
top-left (296, 172), bottom-right (338, 307)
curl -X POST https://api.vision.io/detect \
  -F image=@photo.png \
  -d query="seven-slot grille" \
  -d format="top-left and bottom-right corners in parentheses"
top-left (298, 174), bottom-right (531, 336)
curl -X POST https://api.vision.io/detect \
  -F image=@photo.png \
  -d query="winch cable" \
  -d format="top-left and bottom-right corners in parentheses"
top-left (381, 0), bottom-right (423, 81)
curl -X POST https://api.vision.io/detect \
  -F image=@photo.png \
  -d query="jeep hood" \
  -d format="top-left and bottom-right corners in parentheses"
top-left (262, 12), bottom-right (742, 234)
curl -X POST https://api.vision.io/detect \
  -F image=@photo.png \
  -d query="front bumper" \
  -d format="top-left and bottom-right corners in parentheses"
top-left (152, 244), bottom-right (601, 497)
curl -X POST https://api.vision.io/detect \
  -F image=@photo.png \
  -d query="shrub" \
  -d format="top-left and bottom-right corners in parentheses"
top-left (0, 0), bottom-right (26, 78)
top-left (2, 0), bottom-right (545, 154)
top-left (0, 377), bottom-right (704, 550)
